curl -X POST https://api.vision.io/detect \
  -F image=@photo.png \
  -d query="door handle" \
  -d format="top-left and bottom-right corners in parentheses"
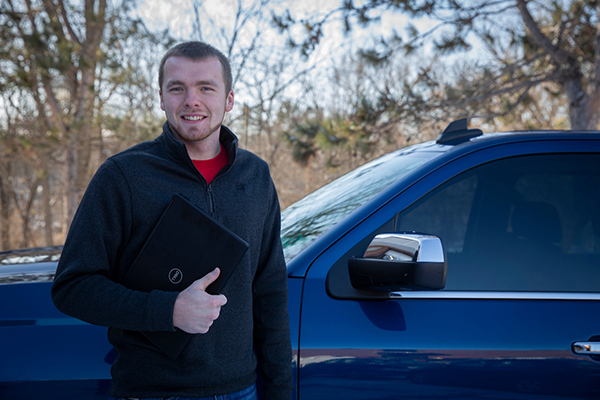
top-left (573, 341), bottom-right (600, 355)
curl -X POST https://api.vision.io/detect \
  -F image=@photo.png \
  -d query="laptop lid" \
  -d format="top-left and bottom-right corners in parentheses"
top-left (122, 193), bottom-right (249, 359)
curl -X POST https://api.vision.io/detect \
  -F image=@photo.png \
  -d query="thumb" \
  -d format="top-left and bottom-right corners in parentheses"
top-left (194, 267), bottom-right (221, 292)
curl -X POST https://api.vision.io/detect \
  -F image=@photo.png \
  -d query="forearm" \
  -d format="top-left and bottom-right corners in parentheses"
top-left (52, 265), bottom-right (178, 332)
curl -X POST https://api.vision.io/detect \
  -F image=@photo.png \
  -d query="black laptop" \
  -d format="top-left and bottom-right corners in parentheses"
top-left (122, 194), bottom-right (249, 359)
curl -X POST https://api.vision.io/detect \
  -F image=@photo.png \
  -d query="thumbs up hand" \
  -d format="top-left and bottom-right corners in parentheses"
top-left (173, 268), bottom-right (228, 334)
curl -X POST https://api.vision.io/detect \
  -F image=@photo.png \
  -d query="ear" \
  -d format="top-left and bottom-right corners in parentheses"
top-left (225, 90), bottom-right (234, 112)
top-left (159, 91), bottom-right (165, 111)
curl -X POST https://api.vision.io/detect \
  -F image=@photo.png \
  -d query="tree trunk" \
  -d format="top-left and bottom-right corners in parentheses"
top-left (516, 0), bottom-right (600, 131)
top-left (563, 79), bottom-right (591, 130)
top-left (41, 167), bottom-right (53, 246)
top-left (16, 177), bottom-right (41, 249)
top-left (0, 173), bottom-right (10, 251)
top-left (66, 133), bottom-right (79, 227)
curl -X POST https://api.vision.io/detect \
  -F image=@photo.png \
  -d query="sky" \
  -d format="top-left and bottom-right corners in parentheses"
top-left (132, 0), bottom-right (440, 113)
top-left (133, 0), bottom-right (469, 55)
top-left (136, 0), bottom-right (343, 42)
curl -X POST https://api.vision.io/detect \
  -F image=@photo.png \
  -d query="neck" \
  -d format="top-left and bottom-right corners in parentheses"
top-left (170, 124), bottom-right (222, 160)
top-left (185, 138), bottom-right (221, 160)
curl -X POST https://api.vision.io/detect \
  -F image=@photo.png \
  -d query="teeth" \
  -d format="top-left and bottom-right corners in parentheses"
top-left (183, 116), bottom-right (204, 121)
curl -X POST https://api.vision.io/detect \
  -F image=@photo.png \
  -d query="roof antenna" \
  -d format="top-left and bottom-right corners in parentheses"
top-left (436, 118), bottom-right (483, 145)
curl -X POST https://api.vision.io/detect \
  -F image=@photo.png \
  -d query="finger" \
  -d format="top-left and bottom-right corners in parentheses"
top-left (194, 267), bottom-right (220, 291)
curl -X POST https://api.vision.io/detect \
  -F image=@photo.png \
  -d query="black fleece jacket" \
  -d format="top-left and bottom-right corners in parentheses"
top-left (51, 123), bottom-right (292, 399)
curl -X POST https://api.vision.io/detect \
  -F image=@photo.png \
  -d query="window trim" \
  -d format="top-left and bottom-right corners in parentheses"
top-left (391, 291), bottom-right (600, 300)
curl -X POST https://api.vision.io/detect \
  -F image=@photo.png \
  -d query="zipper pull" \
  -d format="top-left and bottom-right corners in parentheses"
top-left (207, 185), bottom-right (215, 214)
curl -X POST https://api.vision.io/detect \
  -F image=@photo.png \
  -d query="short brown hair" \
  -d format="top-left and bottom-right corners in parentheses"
top-left (158, 41), bottom-right (233, 94)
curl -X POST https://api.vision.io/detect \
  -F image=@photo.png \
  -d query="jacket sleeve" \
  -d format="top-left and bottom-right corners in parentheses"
top-left (252, 178), bottom-right (293, 400)
top-left (51, 158), bottom-right (178, 332)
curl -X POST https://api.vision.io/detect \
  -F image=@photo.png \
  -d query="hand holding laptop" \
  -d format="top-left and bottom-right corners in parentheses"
top-left (173, 267), bottom-right (228, 334)
top-left (123, 194), bottom-right (249, 359)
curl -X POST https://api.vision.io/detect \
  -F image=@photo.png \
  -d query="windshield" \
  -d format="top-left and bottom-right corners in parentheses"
top-left (280, 144), bottom-right (442, 262)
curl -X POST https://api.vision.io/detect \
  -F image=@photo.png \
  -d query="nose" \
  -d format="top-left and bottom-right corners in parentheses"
top-left (184, 89), bottom-right (201, 108)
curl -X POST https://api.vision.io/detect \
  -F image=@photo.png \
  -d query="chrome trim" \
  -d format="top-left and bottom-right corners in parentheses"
top-left (390, 291), bottom-right (600, 300)
top-left (0, 272), bottom-right (55, 284)
top-left (0, 262), bottom-right (57, 285)
top-left (0, 246), bottom-right (61, 264)
top-left (364, 233), bottom-right (444, 262)
top-left (573, 342), bottom-right (600, 355)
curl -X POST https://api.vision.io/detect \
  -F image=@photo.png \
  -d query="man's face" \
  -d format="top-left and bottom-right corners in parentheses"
top-left (160, 56), bottom-right (234, 151)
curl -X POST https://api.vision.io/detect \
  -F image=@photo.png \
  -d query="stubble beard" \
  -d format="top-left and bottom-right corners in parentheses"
top-left (170, 118), bottom-right (223, 145)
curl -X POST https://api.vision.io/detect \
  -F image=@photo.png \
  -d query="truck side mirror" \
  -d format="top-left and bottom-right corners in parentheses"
top-left (348, 233), bottom-right (447, 292)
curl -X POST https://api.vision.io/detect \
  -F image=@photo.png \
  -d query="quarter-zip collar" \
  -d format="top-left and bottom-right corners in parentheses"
top-left (158, 121), bottom-right (239, 176)
top-left (159, 122), bottom-right (240, 215)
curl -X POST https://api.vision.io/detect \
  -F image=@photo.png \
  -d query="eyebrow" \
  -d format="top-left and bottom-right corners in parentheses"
top-left (166, 79), bottom-right (219, 88)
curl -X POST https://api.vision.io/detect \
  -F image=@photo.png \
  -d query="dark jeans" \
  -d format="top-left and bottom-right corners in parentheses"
top-left (109, 382), bottom-right (258, 400)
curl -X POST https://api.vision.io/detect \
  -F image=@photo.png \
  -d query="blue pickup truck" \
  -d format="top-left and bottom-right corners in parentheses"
top-left (2, 119), bottom-right (600, 399)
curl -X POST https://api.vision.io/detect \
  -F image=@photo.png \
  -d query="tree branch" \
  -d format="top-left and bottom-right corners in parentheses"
top-left (40, 0), bottom-right (68, 43)
top-left (12, 0), bottom-right (69, 134)
top-left (75, 0), bottom-right (107, 121)
top-left (515, 0), bottom-right (573, 66)
top-left (56, 0), bottom-right (82, 45)
top-left (461, 72), bottom-right (559, 108)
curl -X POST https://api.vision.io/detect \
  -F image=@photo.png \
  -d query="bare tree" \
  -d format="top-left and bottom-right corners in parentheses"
top-left (0, 0), bottom-right (168, 229)
top-left (0, 0), bottom-right (171, 249)
top-left (276, 0), bottom-right (600, 130)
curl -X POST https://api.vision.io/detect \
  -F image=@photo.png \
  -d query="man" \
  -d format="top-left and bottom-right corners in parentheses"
top-left (51, 41), bottom-right (292, 400)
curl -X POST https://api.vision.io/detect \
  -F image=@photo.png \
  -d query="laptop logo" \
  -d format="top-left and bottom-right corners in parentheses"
top-left (169, 268), bottom-right (183, 284)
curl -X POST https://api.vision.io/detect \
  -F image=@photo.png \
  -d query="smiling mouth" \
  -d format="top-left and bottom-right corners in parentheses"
top-left (182, 115), bottom-right (206, 121)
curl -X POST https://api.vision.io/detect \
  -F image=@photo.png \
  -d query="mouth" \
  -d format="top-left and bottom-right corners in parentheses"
top-left (181, 115), bottom-right (206, 121)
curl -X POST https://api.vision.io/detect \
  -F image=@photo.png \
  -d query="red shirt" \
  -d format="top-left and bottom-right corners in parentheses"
top-left (192, 144), bottom-right (229, 184)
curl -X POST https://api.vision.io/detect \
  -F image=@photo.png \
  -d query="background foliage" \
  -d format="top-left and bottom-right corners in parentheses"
top-left (1, 0), bottom-right (598, 250)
